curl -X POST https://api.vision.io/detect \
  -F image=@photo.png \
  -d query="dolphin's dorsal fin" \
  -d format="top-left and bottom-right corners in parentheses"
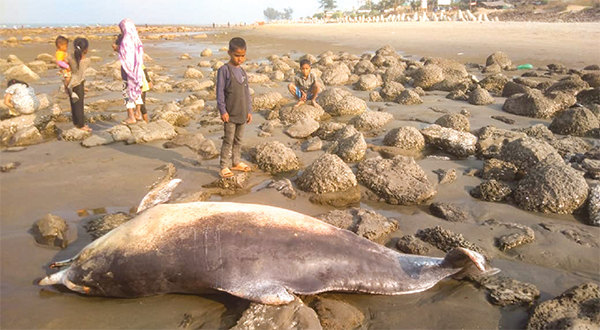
top-left (137, 178), bottom-right (182, 214)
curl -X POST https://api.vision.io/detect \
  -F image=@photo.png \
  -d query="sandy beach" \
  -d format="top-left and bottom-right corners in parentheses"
top-left (238, 22), bottom-right (600, 68)
top-left (1, 21), bottom-right (599, 329)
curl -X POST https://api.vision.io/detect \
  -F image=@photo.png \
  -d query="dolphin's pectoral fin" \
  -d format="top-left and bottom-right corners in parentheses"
top-left (137, 178), bottom-right (182, 214)
top-left (218, 283), bottom-right (296, 305)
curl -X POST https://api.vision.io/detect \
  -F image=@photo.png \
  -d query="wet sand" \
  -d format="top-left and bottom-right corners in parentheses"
top-left (1, 21), bottom-right (599, 329)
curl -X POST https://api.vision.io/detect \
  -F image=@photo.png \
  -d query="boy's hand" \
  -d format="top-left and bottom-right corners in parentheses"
top-left (221, 112), bottom-right (229, 123)
top-left (300, 91), bottom-right (307, 101)
top-left (148, 81), bottom-right (153, 89)
top-left (246, 113), bottom-right (252, 124)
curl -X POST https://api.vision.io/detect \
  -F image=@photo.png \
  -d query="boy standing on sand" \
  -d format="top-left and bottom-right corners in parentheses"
top-left (216, 37), bottom-right (253, 178)
top-left (288, 59), bottom-right (322, 108)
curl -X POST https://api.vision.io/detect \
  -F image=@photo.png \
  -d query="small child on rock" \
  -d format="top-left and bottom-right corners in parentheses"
top-left (288, 59), bottom-right (322, 108)
top-left (55, 35), bottom-right (78, 102)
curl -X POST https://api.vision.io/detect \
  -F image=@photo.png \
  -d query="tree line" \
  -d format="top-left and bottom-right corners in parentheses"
top-left (264, 0), bottom-right (418, 21)
top-left (263, 7), bottom-right (294, 21)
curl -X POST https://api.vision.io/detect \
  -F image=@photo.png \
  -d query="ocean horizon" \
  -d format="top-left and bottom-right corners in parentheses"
top-left (0, 22), bottom-right (215, 29)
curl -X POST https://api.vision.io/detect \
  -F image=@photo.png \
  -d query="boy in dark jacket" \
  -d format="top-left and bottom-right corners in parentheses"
top-left (216, 37), bottom-right (252, 178)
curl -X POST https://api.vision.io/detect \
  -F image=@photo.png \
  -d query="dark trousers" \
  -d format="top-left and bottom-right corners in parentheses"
top-left (70, 83), bottom-right (85, 128)
top-left (220, 122), bottom-right (245, 169)
top-left (140, 91), bottom-right (147, 115)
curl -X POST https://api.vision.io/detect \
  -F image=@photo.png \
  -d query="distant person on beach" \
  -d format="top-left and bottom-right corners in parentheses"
top-left (216, 37), bottom-right (252, 178)
top-left (67, 37), bottom-right (92, 131)
top-left (55, 35), bottom-right (79, 102)
top-left (117, 18), bottom-right (145, 125)
top-left (4, 79), bottom-right (39, 116)
top-left (288, 59), bottom-right (322, 108)
top-left (113, 34), bottom-right (152, 123)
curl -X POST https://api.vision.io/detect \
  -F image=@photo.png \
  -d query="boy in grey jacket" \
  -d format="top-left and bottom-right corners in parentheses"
top-left (216, 37), bottom-right (253, 178)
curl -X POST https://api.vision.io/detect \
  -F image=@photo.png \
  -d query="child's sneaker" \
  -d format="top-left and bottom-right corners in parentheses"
top-left (70, 91), bottom-right (79, 103)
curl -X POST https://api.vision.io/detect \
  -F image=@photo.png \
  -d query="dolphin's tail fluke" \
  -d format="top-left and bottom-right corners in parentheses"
top-left (442, 247), bottom-right (500, 279)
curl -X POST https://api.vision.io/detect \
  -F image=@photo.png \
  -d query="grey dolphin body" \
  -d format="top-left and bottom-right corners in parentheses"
top-left (40, 202), bottom-right (497, 305)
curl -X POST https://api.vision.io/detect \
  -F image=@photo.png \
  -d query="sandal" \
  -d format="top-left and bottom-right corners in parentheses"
top-left (121, 119), bottom-right (136, 125)
top-left (231, 162), bottom-right (252, 172)
top-left (219, 167), bottom-right (234, 178)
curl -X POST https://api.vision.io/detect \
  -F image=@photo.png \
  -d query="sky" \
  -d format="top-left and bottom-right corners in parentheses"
top-left (0, 0), bottom-right (364, 26)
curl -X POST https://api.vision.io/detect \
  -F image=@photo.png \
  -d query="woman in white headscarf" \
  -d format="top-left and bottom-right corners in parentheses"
top-left (118, 18), bottom-right (144, 124)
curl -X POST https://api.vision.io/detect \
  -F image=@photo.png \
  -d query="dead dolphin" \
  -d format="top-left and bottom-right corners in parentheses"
top-left (39, 202), bottom-right (498, 305)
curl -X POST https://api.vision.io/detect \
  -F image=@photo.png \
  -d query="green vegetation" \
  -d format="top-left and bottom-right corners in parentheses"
top-left (319, 0), bottom-right (338, 11)
top-left (263, 7), bottom-right (294, 21)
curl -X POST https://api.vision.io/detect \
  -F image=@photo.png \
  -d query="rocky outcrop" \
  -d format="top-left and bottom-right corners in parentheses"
top-left (380, 81), bottom-right (405, 101)
top-left (3, 64), bottom-right (40, 82)
top-left (348, 111), bottom-right (393, 131)
top-left (31, 214), bottom-right (68, 248)
top-left (412, 65), bottom-right (444, 90)
top-left (354, 74), bottom-right (381, 91)
top-left (502, 81), bottom-right (531, 98)
top-left (514, 161), bottom-right (588, 214)
top-left (353, 59), bottom-right (376, 75)
top-left (498, 137), bottom-right (561, 173)
top-left (481, 158), bottom-right (519, 181)
top-left (549, 107), bottom-right (599, 137)
top-left (183, 67), bottom-right (203, 79)
top-left (251, 91), bottom-right (283, 111)
top-left (151, 102), bottom-right (193, 127)
top-left (429, 202), bottom-right (473, 222)
top-left (469, 275), bottom-right (540, 307)
top-left (332, 132), bottom-right (367, 162)
top-left (416, 226), bottom-right (487, 257)
top-left (129, 120), bottom-right (178, 144)
top-left (231, 298), bottom-right (322, 330)
top-left (296, 153), bottom-right (357, 194)
top-left (526, 283), bottom-right (600, 330)
top-left (382, 126), bottom-right (425, 151)
top-left (309, 297), bottom-right (365, 330)
top-left (9, 126), bottom-right (43, 146)
top-left (396, 89), bottom-right (423, 105)
top-left (318, 208), bottom-right (398, 243)
top-left (285, 117), bottom-right (320, 138)
top-left (486, 51), bottom-right (513, 70)
top-left (588, 185), bottom-right (600, 227)
top-left (249, 141), bottom-right (300, 174)
top-left (434, 113), bottom-right (470, 132)
top-left (357, 156), bottom-right (436, 205)
top-left (279, 104), bottom-right (326, 124)
top-left (470, 180), bottom-right (512, 202)
top-left (479, 74), bottom-right (510, 95)
top-left (503, 89), bottom-right (576, 119)
top-left (321, 62), bottom-right (351, 86)
top-left (318, 88), bottom-right (367, 116)
top-left (469, 87), bottom-right (494, 105)
top-left (476, 126), bottom-right (527, 159)
top-left (421, 124), bottom-right (477, 158)
top-left (162, 133), bottom-right (218, 159)
top-left (61, 127), bottom-right (92, 141)
top-left (545, 75), bottom-right (590, 96)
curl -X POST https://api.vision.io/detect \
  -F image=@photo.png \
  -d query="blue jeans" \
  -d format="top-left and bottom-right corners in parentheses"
top-left (295, 87), bottom-right (313, 100)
